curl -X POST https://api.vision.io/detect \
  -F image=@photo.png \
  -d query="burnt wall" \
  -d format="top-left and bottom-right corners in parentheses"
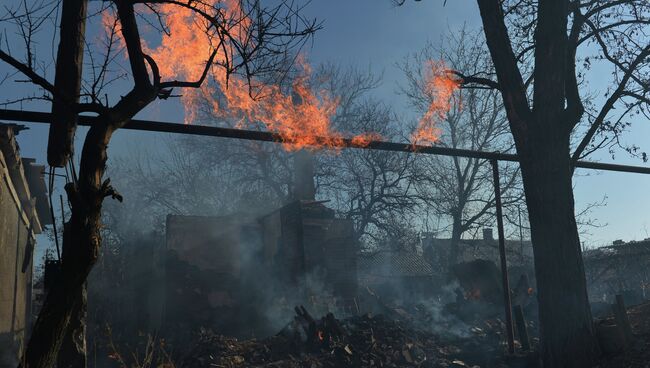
top-left (164, 215), bottom-right (257, 339)
top-left (0, 154), bottom-right (33, 366)
top-left (303, 218), bottom-right (358, 302)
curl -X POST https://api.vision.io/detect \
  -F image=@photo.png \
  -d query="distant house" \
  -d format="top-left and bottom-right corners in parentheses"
top-left (0, 124), bottom-right (50, 366)
top-left (584, 239), bottom-right (650, 304)
top-left (421, 228), bottom-right (534, 271)
top-left (357, 250), bottom-right (436, 301)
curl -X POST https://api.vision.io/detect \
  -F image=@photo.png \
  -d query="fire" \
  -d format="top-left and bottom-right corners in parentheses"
top-left (317, 330), bottom-right (324, 341)
top-left (140, 1), bottom-right (229, 125)
top-left (103, 5), bottom-right (460, 151)
top-left (411, 60), bottom-right (461, 146)
top-left (104, 1), bottom-right (355, 151)
top-left (229, 56), bottom-right (344, 151)
top-left (351, 132), bottom-right (383, 148)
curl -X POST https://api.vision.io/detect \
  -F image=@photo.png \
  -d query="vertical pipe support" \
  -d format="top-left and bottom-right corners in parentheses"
top-left (491, 158), bottom-right (515, 354)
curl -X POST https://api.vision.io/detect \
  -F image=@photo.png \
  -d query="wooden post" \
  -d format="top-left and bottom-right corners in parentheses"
top-left (491, 159), bottom-right (515, 354)
top-left (613, 294), bottom-right (634, 343)
top-left (513, 305), bottom-right (530, 351)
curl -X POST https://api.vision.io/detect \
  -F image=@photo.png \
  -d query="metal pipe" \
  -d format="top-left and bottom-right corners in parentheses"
top-left (2, 108), bottom-right (650, 174)
top-left (491, 158), bottom-right (515, 354)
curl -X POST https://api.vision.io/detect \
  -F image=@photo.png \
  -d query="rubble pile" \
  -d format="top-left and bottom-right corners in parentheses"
top-left (597, 301), bottom-right (650, 368)
top-left (178, 306), bottom-right (527, 368)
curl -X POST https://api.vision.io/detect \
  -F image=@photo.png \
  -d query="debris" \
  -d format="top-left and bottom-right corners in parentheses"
top-left (178, 306), bottom-right (531, 368)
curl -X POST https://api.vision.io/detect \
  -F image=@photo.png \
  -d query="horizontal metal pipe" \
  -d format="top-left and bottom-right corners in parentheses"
top-left (2, 108), bottom-right (650, 174)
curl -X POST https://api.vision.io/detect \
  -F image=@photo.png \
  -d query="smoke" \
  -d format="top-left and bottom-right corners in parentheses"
top-left (415, 281), bottom-right (472, 339)
top-left (357, 250), bottom-right (477, 340)
top-left (236, 232), bottom-right (355, 337)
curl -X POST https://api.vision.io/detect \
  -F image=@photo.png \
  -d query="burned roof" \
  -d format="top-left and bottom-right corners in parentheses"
top-left (358, 250), bottom-right (434, 278)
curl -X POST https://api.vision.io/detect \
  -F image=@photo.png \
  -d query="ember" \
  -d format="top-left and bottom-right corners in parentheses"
top-left (465, 289), bottom-right (481, 301)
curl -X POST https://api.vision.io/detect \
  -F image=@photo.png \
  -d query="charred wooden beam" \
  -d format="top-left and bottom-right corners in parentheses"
top-left (3, 108), bottom-right (650, 175)
top-left (513, 304), bottom-right (531, 352)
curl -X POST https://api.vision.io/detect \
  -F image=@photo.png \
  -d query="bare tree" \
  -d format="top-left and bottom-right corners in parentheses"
top-left (397, 0), bottom-right (650, 366)
top-left (108, 134), bottom-right (293, 220)
top-left (319, 106), bottom-right (420, 247)
top-left (1, 0), bottom-right (318, 366)
top-left (312, 65), bottom-right (423, 247)
top-left (107, 64), bottom-right (421, 248)
top-left (400, 28), bottom-right (524, 269)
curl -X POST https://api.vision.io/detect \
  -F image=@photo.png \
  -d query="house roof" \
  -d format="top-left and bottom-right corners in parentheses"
top-left (584, 239), bottom-right (650, 262)
top-left (358, 250), bottom-right (434, 278)
top-left (424, 237), bottom-right (534, 263)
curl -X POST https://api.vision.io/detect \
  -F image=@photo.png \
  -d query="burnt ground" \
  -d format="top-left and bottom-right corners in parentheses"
top-left (175, 302), bottom-right (650, 368)
top-left (101, 301), bottom-right (650, 368)
top-left (596, 301), bottom-right (650, 368)
top-left (175, 305), bottom-right (537, 368)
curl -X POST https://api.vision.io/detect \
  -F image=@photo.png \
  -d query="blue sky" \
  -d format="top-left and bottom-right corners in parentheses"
top-left (3, 0), bottom-right (650, 250)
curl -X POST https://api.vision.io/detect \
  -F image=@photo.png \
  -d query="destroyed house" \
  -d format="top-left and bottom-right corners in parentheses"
top-left (258, 200), bottom-right (358, 302)
top-left (163, 214), bottom-right (254, 338)
top-left (161, 200), bottom-right (358, 337)
top-left (0, 124), bottom-right (50, 365)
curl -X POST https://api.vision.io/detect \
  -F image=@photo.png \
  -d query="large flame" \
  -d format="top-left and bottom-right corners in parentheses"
top-left (106, 1), bottom-right (353, 151)
top-left (411, 60), bottom-right (461, 146)
top-left (104, 4), bottom-right (459, 151)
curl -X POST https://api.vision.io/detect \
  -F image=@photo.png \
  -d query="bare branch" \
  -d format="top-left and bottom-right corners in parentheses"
top-left (0, 49), bottom-right (54, 92)
top-left (453, 70), bottom-right (501, 90)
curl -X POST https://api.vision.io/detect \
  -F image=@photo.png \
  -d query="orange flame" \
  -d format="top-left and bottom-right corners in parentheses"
top-left (351, 132), bottom-right (383, 148)
top-left (103, 5), bottom-right (461, 152)
top-left (411, 60), bottom-right (460, 146)
top-left (228, 56), bottom-right (344, 151)
top-left (108, 2), bottom-right (373, 151)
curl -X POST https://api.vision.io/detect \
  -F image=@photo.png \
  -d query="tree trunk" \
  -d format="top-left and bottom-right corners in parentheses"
top-left (48, 0), bottom-right (87, 167)
top-left (57, 284), bottom-right (87, 368)
top-left (475, 0), bottom-right (598, 365)
top-left (19, 198), bottom-right (102, 367)
top-left (20, 127), bottom-right (108, 367)
top-left (22, 2), bottom-right (158, 365)
top-left (518, 127), bottom-right (599, 368)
